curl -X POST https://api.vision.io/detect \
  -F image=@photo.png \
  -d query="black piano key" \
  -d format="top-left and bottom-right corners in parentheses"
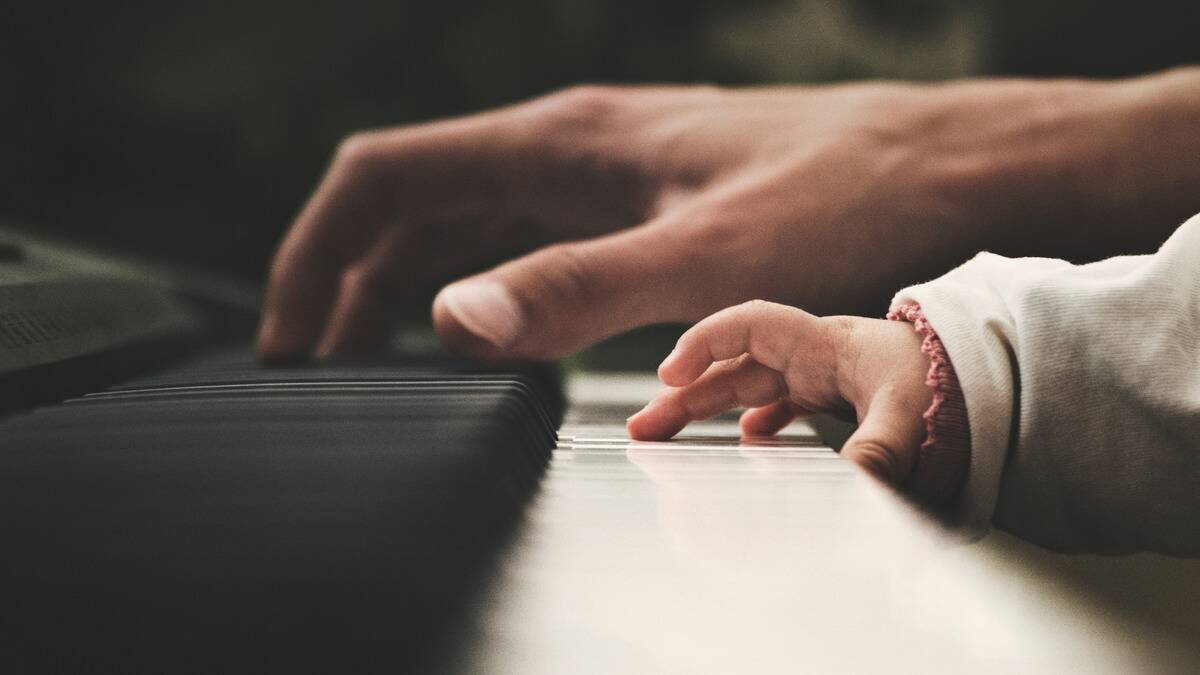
top-left (0, 348), bottom-right (564, 673)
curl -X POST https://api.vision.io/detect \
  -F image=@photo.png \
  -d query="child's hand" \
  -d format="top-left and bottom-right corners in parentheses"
top-left (627, 301), bottom-right (932, 487)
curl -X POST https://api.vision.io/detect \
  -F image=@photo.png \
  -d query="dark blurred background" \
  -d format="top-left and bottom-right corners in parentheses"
top-left (2, 0), bottom-right (1197, 283)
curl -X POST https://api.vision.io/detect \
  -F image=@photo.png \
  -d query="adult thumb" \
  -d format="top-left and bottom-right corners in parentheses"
top-left (432, 225), bottom-right (694, 360)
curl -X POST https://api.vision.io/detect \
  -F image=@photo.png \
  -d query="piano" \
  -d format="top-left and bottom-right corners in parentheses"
top-left (1, 224), bottom-right (1199, 674)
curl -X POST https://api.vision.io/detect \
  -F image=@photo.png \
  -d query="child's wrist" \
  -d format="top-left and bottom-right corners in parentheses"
top-left (886, 303), bottom-right (971, 507)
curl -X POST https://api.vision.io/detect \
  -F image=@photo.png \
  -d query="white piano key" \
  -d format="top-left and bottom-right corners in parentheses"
top-left (458, 371), bottom-right (1200, 675)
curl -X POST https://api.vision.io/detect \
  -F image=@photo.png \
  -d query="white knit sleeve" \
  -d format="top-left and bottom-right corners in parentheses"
top-left (891, 212), bottom-right (1200, 555)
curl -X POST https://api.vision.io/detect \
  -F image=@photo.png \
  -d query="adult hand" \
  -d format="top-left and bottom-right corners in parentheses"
top-left (257, 69), bottom-right (1200, 361)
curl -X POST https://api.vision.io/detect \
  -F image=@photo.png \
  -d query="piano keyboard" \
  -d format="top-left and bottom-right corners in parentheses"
top-left (2, 362), bottom-right (1199, 673)
top-left (454, 373), bottom-right (1200, 675)
top-left (0, 349), bottom-right (563, 673)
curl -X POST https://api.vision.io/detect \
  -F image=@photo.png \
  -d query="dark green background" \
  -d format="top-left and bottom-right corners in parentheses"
top-left (2, 1), bottom-right (1197, 282)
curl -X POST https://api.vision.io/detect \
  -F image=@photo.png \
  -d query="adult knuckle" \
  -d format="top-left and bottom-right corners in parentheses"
top-left (553, 84), bottom-right (627, 113)
top-left (489, 241), bottom-right (607, 358)
top-left (743, 299), bottom-right (772, 311)
top-left (525, 242), bottom-right (600, 308)
top-left (665, 211), bottom-right (759, 284)
top-left (333, 132), bottom-right (386, 174)
top-left (683, 209), bottom-right (746, 250)
top-left (328, 131), bottom-right (401, 224)
top-left (535, 84), bottom-right (629, 133)
top-left (333, 133), bottom-right (372, 165)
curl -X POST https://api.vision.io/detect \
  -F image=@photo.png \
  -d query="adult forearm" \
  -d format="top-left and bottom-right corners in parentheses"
top-left (922, 67), bottom-right (1200, 261)
top-left (259, 71), bottom-right (1198, 362)
top-left (1097, 67), bottom-right (1200, 250)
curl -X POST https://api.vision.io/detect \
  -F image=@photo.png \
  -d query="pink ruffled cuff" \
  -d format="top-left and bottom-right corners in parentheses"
top-left (886, 303), bottom-right (971, 507)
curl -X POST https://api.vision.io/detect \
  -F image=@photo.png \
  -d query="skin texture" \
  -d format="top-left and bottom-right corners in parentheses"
top-left (257, 68), bottom-right (1200, 364)
top-left (625, 301), bottom-right (933, 490)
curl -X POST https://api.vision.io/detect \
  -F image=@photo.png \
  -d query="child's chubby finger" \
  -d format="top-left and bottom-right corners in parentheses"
top-left (627, 356), bottom-right (787, 441)
top-left (840, 390), bottom-right (927, 485)
top-left (657, 300), bottom-right (826, 388)
top-left (739, 400), bottom-right (811, 437)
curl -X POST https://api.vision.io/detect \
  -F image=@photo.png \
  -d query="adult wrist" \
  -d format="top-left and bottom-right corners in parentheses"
top-left (909, 70), bottom-right (1199, 260)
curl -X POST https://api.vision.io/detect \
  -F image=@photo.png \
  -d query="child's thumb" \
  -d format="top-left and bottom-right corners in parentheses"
top-left (839, 391), bottom-right (925, 486)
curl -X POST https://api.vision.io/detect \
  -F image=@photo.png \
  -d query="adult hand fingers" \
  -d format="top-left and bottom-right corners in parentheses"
top-left (257, 137), bottom-right (388, 361)
top-left (256, 123), bottom-right (512, 361)
top-left (431, 219), bottom-right (703, 359)
top-left (310, 228), bottom-right (443, 357)
top-left (257, 88), bottom-right (648, 362)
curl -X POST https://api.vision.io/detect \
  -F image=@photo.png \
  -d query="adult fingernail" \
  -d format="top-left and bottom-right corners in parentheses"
top-left (436, 280), bottom-right (523, 349)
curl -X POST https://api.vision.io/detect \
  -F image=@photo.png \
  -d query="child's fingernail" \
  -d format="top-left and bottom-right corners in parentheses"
top-left (627, 399), bottom-right (657, 422)
top-left (658, 348), bottom-right (679, 374)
